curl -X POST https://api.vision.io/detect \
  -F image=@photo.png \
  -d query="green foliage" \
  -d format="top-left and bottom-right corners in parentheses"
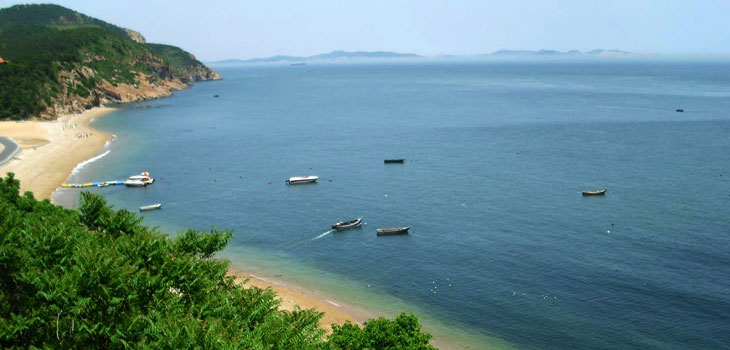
top-left (0, 4), bottom-right (132, 40)
top-left (0, 173), bottom-right (437, 349)
top-left (328, 314), bottom-right (436, 350)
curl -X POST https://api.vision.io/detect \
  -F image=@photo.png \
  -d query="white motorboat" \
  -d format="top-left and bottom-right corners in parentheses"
top-left (128, 171), bottom-right (154, 184)
top-left (139, 203), bottom-right (162, 211)
top-left (286, 175), bottom-right (319, 184)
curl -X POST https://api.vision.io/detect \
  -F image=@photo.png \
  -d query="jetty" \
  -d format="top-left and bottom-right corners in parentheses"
top-left (62, 171), bottom-right (154, 188)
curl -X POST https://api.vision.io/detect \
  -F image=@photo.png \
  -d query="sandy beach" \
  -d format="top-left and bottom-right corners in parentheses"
top-left (227, 265), bottom-right (369, 334)
top-left (0, 107), bottom-right (115, 200)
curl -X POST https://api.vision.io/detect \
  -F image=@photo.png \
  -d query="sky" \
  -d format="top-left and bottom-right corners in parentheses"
top-left (2, 0), bottom-right (730, 61)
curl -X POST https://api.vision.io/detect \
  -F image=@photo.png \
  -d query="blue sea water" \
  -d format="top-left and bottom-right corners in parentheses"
top-left (60, 61), bottom-right (730, 349)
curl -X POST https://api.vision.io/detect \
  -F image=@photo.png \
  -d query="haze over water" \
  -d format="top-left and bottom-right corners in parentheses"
top-left (61, 61), bottom-right (730, 349)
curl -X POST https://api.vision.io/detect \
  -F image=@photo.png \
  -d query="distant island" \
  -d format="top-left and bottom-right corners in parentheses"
top-left (212, 50), bottom-right (421, 64)
top-left (0, 4), bottom-right (220, 120)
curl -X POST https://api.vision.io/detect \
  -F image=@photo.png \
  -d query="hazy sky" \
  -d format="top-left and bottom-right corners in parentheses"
top-left (3, 0), bottom-right (729, 60)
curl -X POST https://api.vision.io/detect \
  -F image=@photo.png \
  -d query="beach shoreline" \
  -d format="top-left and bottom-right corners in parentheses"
top-left (0, 107), bottom-right (116, 201)
top-left (227, 264), bottom-right (371, 334)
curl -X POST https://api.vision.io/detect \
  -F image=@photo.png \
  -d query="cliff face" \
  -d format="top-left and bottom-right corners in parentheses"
top-left (43, 65), bottom-right (191, 119)
top-left (0, 4), bottom-right (221, 121)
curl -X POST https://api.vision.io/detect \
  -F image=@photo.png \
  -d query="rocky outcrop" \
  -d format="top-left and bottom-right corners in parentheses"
top-left (37, 61), bottom-right (207, 119)
top-left (123, 28), bottom-right (146, 43)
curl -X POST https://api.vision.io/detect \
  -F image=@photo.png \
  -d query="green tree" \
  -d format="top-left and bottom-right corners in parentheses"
top-left (329, 314), bottom-right (436, 350)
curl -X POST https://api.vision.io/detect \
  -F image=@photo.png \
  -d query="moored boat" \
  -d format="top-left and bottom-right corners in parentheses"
top-left (582, 189), bottom-right (607, 196)
top-left (384, 159), bottom-right (405, 164)
top-left (139, 203), bottom-right (162, 211)
top-left (332, 217), bottom-right (363, 231)
top-left (376, 226), bottom-right (410, 236)
top-left (286, 175), bottom-right (319, 184)
top-left (128, 171), bottom-right (154, 184)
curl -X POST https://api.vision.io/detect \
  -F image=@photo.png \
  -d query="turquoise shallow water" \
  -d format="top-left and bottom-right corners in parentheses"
top-left (59, 61), bottom-right (730, 349)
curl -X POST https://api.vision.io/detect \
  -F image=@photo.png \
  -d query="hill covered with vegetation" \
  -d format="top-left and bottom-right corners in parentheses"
top-left (0, 173), bottom-right (436, 349)
top-left (0, 4), bottom-right (220, 120)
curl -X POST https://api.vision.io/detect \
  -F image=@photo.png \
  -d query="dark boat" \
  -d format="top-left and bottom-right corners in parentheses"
top-left (676, 108), bottom-right (684, 112)
top-left (213, 94), bottom-right (220, 98)
top-left (376, 226), bottom-right (410, 236)
top-left (582, 189), bottom-right (607, 196)
top-left (384, 159), bottom-right (405, 164)
top-left (332, 217), bottom-right (363, 231)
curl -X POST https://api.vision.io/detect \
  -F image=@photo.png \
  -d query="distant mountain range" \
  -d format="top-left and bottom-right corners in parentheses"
top-left (212, 50), bottom-right (421, 64)
top-left (212, 49), bottom-right (637, 65)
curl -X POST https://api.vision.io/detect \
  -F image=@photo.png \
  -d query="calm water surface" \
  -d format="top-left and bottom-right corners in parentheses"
top-left (60, 61), bottom-right (730, 349)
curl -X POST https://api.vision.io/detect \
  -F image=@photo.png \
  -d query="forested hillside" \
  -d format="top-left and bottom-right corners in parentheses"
top-left (0, 4), bottom-right (220, 120)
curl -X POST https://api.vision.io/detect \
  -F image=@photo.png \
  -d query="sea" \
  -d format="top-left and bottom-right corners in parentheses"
top-left (55, 60), bottom-right (730, 350)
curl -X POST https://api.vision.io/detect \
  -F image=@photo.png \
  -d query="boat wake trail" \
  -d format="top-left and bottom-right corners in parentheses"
top-left (312, 230), bottom-right (334, 241)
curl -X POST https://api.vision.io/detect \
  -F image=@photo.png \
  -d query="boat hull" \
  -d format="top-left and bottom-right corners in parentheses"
top-left (582, 189), bottom-right (607, 196)
top-left (384, 159), bottom-right (405, 164)
top-left (139, 204), bottom-right (162, 211)
top-left (286, 176), bottom-right (319, 184)
top-left (376, 226), bottom-right (410, 236)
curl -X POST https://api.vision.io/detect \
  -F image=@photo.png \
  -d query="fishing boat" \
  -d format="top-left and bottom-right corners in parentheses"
top-left (676, 108), bottom-right (684, 112)
top-left (376, 226), bottom-right (410, 236)
top-left (384, 159), bottom-right (405, 164)
top-left (582, 189), bottom-right (607, 196)
top-left (332, 217), bottom-right (363, 231)
top-left (286, 175), bottom-right (319, 184)
top-left (139, 203), bottom-right (162, 211)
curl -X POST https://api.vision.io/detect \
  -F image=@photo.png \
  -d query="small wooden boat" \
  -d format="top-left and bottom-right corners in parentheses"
top-left (139, 203), bottom-right (162, 211)
top-left (676, 108), bottom-right (684, 112)
top-left (332, 217), bottom-right (363, 231)
top-left (384, 159), bottom-right (405, 164)
top-left (376, 226), bottom-right (410, 236)
top-left (582, 189), bottom-right (607, 196)
top-left (286, 175), bottom-right (319, 184)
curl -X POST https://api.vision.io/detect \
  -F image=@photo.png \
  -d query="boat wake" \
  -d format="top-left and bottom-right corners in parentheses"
top-left (311, 229), bottom-right (334, 241)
